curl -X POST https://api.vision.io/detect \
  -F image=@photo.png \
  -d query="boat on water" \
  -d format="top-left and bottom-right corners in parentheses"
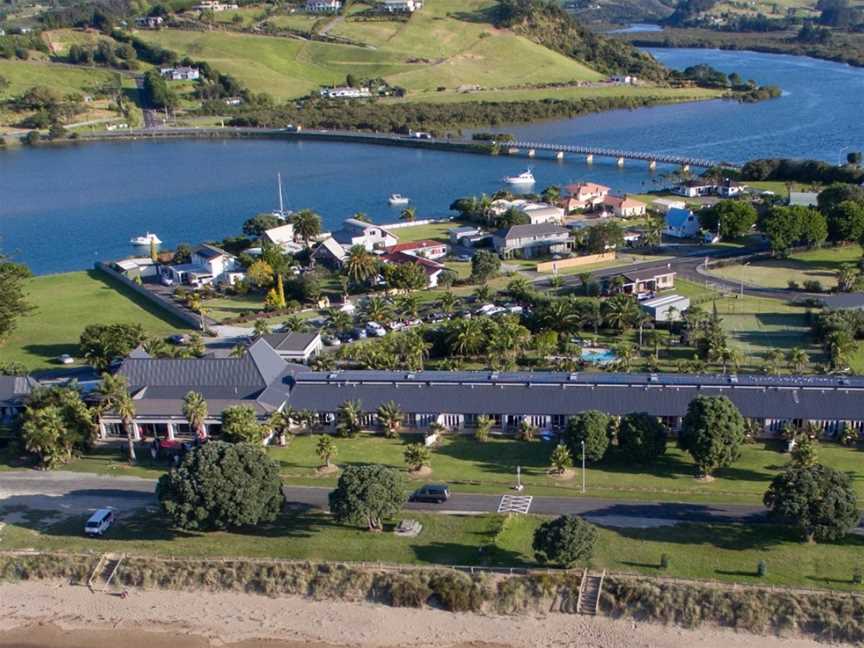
top-left (130, 232), bottom-right (162, 246)
top-left (503, 169), bottom-right (535, 185)
top-left (271, 172), bottom-right (293, 219)
top-left (388, 193), bottom-right (410, 206)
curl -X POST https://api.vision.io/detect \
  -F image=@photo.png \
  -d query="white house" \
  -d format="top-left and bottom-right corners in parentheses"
top-left (382, 0), bottom-right (422, 12)
top-left (561, 182), bottom-right (610, 212)
top-left (135, 15), bottom-right (164, 27)
top-left (385, 239), bottom-right (449, 260)
top-left (306, 0), bottom-right (341, 11)
top-left (717, 180), bottom-right (746, 198)
top-left (789, 191), bottom-right (819, 207)
top-left (312, 237), bottom-right (348, 268)
top-left (333, 218), bottom-right (398, 251)
top-left (641, 294), bottom-right (690, 322)
top-left (675, 180), bottom-right (715, 198)
top-left (493, 223), bottom-right (571, 258)
top-left (263, 223), bottom-right (295, 245)
top-left (192, 0), bottom-right (239, 11)
top-left (601, 195), bottom-right (647, 218)
top-left (166, 244), bottom-right (244, 287)
top-left (319, 86), bottom-right (372, 99)
top-left (664, 208), bottom-right (700, 239)
top-left (160, 66), bottom-right (200, 81)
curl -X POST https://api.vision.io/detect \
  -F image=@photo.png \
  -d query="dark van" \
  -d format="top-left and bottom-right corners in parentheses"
top-left (410, 484), bottom-right (450, 503)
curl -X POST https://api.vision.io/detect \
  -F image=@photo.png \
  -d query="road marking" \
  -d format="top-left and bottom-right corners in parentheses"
top-left (497, 495), bottom-right (533, 514)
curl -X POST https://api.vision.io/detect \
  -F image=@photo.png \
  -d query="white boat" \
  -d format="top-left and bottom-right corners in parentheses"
top-left (503, 169), bottom-right (535, 185)
top-left (388, 193), bottom-right (410, 206)
top-left (130, 232), bottom-right (162, 246)
top-left (271, 172), bottom-right (293, 219)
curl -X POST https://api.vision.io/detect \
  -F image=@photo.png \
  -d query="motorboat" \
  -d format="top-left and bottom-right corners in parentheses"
top-left (503, 169), bottom-right (535, 185)
top-left (388, 193), bottom-right (410, 206)
top-left (130, 232), bottom-right (162, 246)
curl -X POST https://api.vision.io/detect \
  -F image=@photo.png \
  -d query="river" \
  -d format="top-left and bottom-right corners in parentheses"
top-left (1, 48), bottom-right (862, 275)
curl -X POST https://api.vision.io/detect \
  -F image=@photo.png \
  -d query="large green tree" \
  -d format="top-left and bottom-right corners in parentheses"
top-left (79, 323), bottom-right (146, 371)
top-left (18, 385), bottom-right (94, 469)
top-left (156, 441), bottom-right (284, 530)
top-left (328, 464), bottom-right (406, 531)
top-left (532, 515), bottom-right (597, 567)
top-left (764, 463), bottom-right (859, 543)
top-left (0, 256), bottom-right (33, 343)
top-left (678, 395), bottom-right (745, 477)
top-left (617, 412), bottom-right (667, 464)
top-left (470, 250), bottom-right (501, 283)
top-left (699, 200), bottom-right (757, 240)
top-left (564, 411), bottom-right (611, 463)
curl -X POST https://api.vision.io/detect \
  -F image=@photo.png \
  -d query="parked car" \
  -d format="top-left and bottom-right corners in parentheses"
top-left (160, 274), bottom-right (174, 287)
top-left (353, 327), bottom-right (368, 340)
top-left (366, 321), bottom-right (387, 337)
top-left (456, 254), bottom-right (472, 262)
top-left (84, 508), bottom-right (115, 536)
top-left (57, 353), bottom-right (75, 365)
top-left (388, 321), bottom-right (406, 332)
top-left (169, 334), bottom-right (188, 345)
top-left (410, 484), bottom-right (450, 504)
top-left (323, 335), bottom-right (341, 347)
top-left (338, 331), bottom-right (354, 343)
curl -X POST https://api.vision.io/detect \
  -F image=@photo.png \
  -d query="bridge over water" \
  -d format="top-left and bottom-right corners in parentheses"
top-left (500, 140), bottom-right (738, 171)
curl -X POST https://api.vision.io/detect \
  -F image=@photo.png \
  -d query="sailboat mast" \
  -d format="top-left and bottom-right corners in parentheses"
top-left (277, 172), bottom-right (285, 216)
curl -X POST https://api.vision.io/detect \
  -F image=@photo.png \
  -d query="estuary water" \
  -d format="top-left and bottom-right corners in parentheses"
top-left (1, 48), bottom-right (863, 274)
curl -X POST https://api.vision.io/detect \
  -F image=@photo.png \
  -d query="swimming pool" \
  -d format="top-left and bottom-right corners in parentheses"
top-left (581, 347), bottom-right (617, 364)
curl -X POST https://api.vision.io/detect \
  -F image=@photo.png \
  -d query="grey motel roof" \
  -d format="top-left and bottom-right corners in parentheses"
top-left (108, 340), bottom-right (864, 422)
top-left (282, 370), bottom-right (864, 421)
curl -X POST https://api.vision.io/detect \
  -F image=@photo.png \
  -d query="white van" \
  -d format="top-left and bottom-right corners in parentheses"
top-left (85, 508), bottom-right (115, 537)
top-left (366, 321), bottom-right (386, 337)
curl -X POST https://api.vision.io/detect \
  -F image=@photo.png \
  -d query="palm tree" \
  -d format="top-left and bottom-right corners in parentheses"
top-left (345, 245), bottom-right (378, 286)
top-left (352, 212), bottom-right (371, 223)
top-left (268, 409), bottom-right (293, 446)
top-left (394, 294), bottom-right (420, 321)
top-left (336, 399), bottom-right (363, 438)
top-left (613, 342), bottom-right (636, 372)
top-left (363, 295), bottom-right (393, 325)
top-left (788, 347), bottom-right (808, 373)
top-left (585, 299), bottom-right (603, 336)
top-left (182, 391), bottom-right (209, 441)
top-left (400, 207), bottom-right (416, 222)
top-left (447, 318), bottom-right (485, 357)
top-left (634, 311), bottom-right (653, 348)
top-left (473, 284), bottom-right (492, 303)
top-left (643, 215), bottom-right (664, 249)
top-left (310, 353), bottom-right (337, 371)
top-left (577, 271), bottom-right (592, 296)
top-left (376, 400), bottom-right (403, 438)
top-left (292, 209), bottom-right (322, 247)
top-left (837, 264), bottom-right (859, 292)
top-left (475, 415), bottom-right (492, 442)
top-left (230, 344), bottom-right (247, 358)
top-left (765, 349), bottom-right (785, 375)
top-left (281, 315), bottom-right (307, 332)
top-left (326, 308), bottom-right (353, 334)
top-left (316, 434), bottom-right (337, 468)
top-left (488, 319), bottom-right (530, 370)
top-left (603, 294), bottom-right (639, 331)
top-left (253, 319), bottom-right (271, 338)
top-left (98, 373), bottom-right (137, 463)
top-left (142, 336), bottom-right (170, 358)
top-left (439, 292), bottom-right (457, 316)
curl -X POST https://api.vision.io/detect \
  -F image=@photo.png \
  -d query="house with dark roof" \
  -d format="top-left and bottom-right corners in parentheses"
top-left (604, 268), bottom-right (676, 296)
top-left (493, 223), bottom-right (571, 258)
top-left (333, 218), bottom-right (397, 251)
top-left (385, 239), bottom-right (449, 260)
top-left (261, 330), bottom-right (323, 363)
top-left (0, 375), bottom-right (37, 423)
top-left (312, 237), bottom-right (348, 269)
top-left (94, 346), bottom-right (864, 443)
top-left (664, 208), bottom-right (700, 239)
top-left (381, 250), bottom-right (448, 288)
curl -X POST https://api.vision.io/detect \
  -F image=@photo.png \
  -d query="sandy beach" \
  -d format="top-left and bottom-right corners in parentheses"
top-left (0, 580), bottom-right (849, 648)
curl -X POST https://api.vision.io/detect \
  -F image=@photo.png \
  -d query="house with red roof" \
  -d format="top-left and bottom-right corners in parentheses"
top-left (385, 239), bottom-right (449, 260)
top-left (382, 250), bottom-right (448, 288)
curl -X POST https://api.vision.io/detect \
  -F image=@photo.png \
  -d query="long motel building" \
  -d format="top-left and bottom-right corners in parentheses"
top-left (96, 340), bottom-right (864, 441)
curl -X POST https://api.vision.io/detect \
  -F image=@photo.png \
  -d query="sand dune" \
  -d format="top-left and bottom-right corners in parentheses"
top-left (0, 581), bottom-right (848, 648)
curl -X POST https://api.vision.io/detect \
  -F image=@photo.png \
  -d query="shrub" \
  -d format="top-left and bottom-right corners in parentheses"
top-left (757, 560), bottom-right (768, 577)
top-left (428, 571), bottom-right (484, 612)
top-left (475, 415), bottom-right (492, 442)
top-left (564, 410), bottom-right (611, 463)
top-left (533, 515), bottom-right (597, 567)
top-left (328, 464), bottom-right (406, 531)
top-left (617, 412), bottom-right (667, 465)
top-left (853, 567), bottom-right (863, 585)
top-left (221, 405), bottom-right (264, 443)
top-left (549, 443), bottom-right (573, 474)
top-left (517, 418), bottom-right (537, 441)
top-left (403, 443), bottom-right (431, 472)
top-left (660, 553), bottom-right (670, 570)
top-left (156, 441), bottom-right (284, 531)
top-left (803, 279), bottom-right (823, 292)
top-left (787, 280), bottom-right (800, 290)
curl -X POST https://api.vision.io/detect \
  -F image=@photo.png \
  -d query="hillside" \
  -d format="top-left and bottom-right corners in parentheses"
top-left (134, 0), bottom-right (610, 101)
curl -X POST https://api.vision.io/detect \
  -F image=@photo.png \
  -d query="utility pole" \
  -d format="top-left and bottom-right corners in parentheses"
top-left (581, 440), bottom-right (586, 494)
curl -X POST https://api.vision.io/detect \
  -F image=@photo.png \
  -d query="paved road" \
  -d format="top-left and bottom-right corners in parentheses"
top-left (0, 472), bottom-right (769, 528)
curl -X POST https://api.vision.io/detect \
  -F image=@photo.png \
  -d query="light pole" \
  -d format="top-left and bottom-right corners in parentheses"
top-left (581, 440), bottom-right (586, 494)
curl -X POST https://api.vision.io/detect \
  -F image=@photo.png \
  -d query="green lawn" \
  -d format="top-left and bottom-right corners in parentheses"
top-left (0, 271), bottom-right (189, 370)
top-left (36, 433), bottom-right (864, 506)
top-left (392, 220), bottom-right (460, 243)
top-left (2, 505), bottom-right (864, 590)
top-left (707, 245), bottom-right (863, 291)
top-left (0, 59), bottom-right (122, 100)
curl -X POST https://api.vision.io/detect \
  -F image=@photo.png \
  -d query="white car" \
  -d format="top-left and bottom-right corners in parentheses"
top-left (366, 322), bottom-right (387, 337)
top-left (84, 508), bottom-right (115, 536)
top-left (57, 353), bottom-right (75, 365)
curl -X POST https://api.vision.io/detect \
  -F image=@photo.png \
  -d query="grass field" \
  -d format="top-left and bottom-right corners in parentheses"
top-left (2, 504), bottom-right (864, 590)
top-left (0, 271), bottom-right (189, 370)
top-left (0, 60), bottom-right (122, 100)
top-left (23, 432), bottom-right (864, 505)
top-left (132, 0), bottom-right (689, 100)
top-left (707, 245), bottom-right (863, 291)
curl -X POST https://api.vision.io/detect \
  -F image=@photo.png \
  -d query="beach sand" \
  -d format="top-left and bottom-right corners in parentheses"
top-left (0, 580), bottom-right (848, 648)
